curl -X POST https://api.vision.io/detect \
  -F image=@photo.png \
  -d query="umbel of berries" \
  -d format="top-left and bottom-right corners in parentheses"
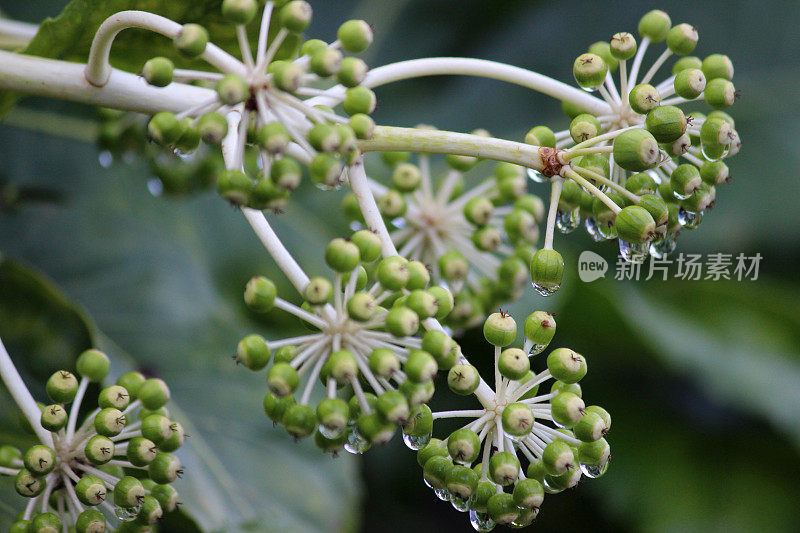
top-left (1, 349), bottom-right (184, 531)
top-left (344, 149), bottom-right (544, 329)
top-left (135, 1), bottom-right (380, 209)
top-left (524, 7), bottom-right (740, 286)
top-left (417, 311), bottom-right (610, 531)
top-left (237, 232), bottom-right (461, 455)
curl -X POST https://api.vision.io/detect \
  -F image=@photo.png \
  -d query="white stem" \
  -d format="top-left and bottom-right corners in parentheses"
top-left (65, 377), bottom-right (89, 441)
top-left (563, 168), bottom-right (622, 214)
top-left (640, 49), bottom-right (672, 85)
top-left (627, 36), bottom-right (650, 89)
top-left (543, 179), bottom-right (563, 250)
top-left (256, 2), bottom-right (275, 67)
top-left (0, 18), bottom-right (39, 41)
top-left (85, 11), bottom-right (246, 86)
top-left (0, 336), bottom-right (53, 446)
top-left (431, 409), bottom-right (486, 420)
top-left (314, 57), bottom-right (611, 116)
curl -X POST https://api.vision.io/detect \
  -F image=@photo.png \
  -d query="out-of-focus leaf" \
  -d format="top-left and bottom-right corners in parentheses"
top-left (0, 125), bottom-right (359, 531)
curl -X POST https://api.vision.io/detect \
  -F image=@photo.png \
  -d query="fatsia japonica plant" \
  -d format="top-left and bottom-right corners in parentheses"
top-left (0, 1), bottom-right (741, 531)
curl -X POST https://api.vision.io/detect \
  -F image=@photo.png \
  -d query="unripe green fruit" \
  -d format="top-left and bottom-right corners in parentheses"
top-left (114, 476), bottom-right (146, 507)
top-left (343, 86), bottom-right (376, 115)
top-left (0, 445), bottom-right (21, 468)
top-left (377, 189), bottom-right (406, 218)
top-left (613, 129), bottom-right (660, 171)
top-left (368, 348), bottom-right (400, 378)
top-left (236, 334), bottom-right (271, 370)
top-left (447, 364), bottom-right (480, 395)
top-left (670, 163), bottom-right (702, 197)
top-left (427, 286), bottom-right (453, 320)
top-left (404, 349), bottom-right (437, 383)
top-left (547, 347), bottom-right (587, 383)
top-left (498, 348), bottom-right (530, 380)
top-left (615, 205), bottom-right (656, 243)
top-left (30, 513), bottom-right (62, 533)
top-left (483, 312), bottom-right (517, 346)
top-left (221, 0), bottom-right (257, 24)
top-left (283, 404), bottom-right (317, 438)
top-left (94, 407), bottom-right (126, 437)
top-left (447, 428), bottom-right (481, 464)
top-left (628, 83), bottom-right (661, 114)
top-left (244, 275), bottom-right (277, 312)
top-left (487, 492), bottom-right (520, 524)
top-left (406, 289), bottom-right (437, 319)
top-left (637, 194), bottom-right (669, 227)
top-left (551, 391), bottom-right (586, 428)
top-left (76, 509), bottom-right (106, 533)
top-left (524, 311), bottom-right (556, 348)
top-left (350, 230), bottom-right (382, 262)
top-left (588, 41), bottom-right (618, 73)
top-left (301, 276), bottom-right (331, 305)
top-left (438, 250), bottom-right (468, 281)
top-left (316, 398), bottom-right (349, 437)
top-left (174, 23), bottom-right (208, 58)
top-left (543, 438), bottom-right (577, 475)
top-left (142, 57), bottom-right (174, 87)
top-left (40, 404), bottom-right (67, 432)
top-left (149, 452), bottom-right (181, 484)
top-left (216, 74), bottom-right (249, 105)
top-left (376, 390), bottom-right (410, 424)
top-left (14, 469), bottom-right (45, 497)
top-left (666, 23), bottom-right (699, 55)
top-left (127, 436), bottom-right (158, 466)
top-left (514, 477), bottom-right (545, 509)
top-left (573, 53), bottom-right (607, 88)
top-left (674, 68), bottom-right (706, 99)
top-left (216, 169), bottom-right (253, 205)
top-left (257, 122), bottom-right (290, 154)
top-left (502, 402), bottom-right (534, 436)
top-left (338, 56), bottom-right (368, 87)
top-left (646, 105), bottom-right (687, 143)
top-left (138, 378), bottom-right (170, 410)
top-left (445, 464), bottom-right (480, 499)
top-left (399, 379), bottom-right (434, 406)
top-left (525, 125), bottom-right (556, 148)
top-left (338, 20), bottom-right (373, 53)
top-left (24, 445), bottom-right (56, 475)
top-left (672, 55), bottom-right (702, 74)
top-left (638, 10), bottom-right (671, 42)
top-left (83, 434), bottom-right (114, 465)
top-left (702, 53), bottom-right (734, 81)
top-left (578, 437), bottom-right (611, 469)
top-left (489, 451), bottom-right (520, 486)
top-left (569, 113), bottom-right (601, 143)
top-left (356, 412), bottom-right (396, 445)
top-left (574, 410), bottom-right (608, 442)
top-left (376, 256), bottom-right (409, 290)
top-left (610, 32), bottom-right (637, 60)
top-left (279, 1), bottom-right (312, 33)
top-left (530, 248), bottom-right (564, 295)
top-left (75, 475), bottom-right (107, 506)
top-left (700, 160), bottom-right (729, 185)
top-left (423, 455), bottom-right (454, 489)
top-left (421, 330), bottom-right (453, 362)
top-left (390, 162), bottom-right (421, 192)
top-left (46, 370), bottom-right (78, 403)
top-left (141, 414), bottom-right (173, 444)
top-left (325, 238), bottom-right (361, 272)
top-left (704, 78), bottom-right (736, 109)
top-left (417, 438), bottom-right (447, 467)
top-left (350, 113), bottom-right (375, 139)
top-left (328, 349), bottom-right (359, 383)
top-left (270, 60), bottom-right (303, 92)
top-left (402, 403), bottom-right (433, 437)
top-left (137, 494), bottom-right (164, 524)
top-left (196, 112), bottom-right (228, 145)
top-left (267, 362), bottom-right (299, 397)
top-left (75, 349), bottom-right (110, 383)
top-left (625, 172), bottom-right (657, 195)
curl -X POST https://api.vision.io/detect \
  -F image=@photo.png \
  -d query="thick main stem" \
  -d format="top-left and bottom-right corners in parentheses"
top-left (0, 336), bottom-right (54, 447)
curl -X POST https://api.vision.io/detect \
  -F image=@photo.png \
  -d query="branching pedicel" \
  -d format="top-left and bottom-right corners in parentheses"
top-left (0, 2), bottom-right (740, 531)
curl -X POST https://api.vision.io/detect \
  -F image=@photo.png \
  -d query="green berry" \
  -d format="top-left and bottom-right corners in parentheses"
top-left (114, 476), bottom-right (146, 507)
top-left (76, 349), bottom-right (110, 382)
top-left (196, 112), bottom-right (228, 145)
top-left (573, 53), bottom-right (607, 88)
top-left (400, 378), bottom-right (435, 407)
top-left (547, 347), bottom-right (587, 383)
top-left (543, 439), bottom-right (576, 475)
top-left (216, 169), bottom-right (253, 205)
top-left (75, 475), bottom-right (107, 506)
top-left (587, 41), bottom-right (618, 73)
top-left (637, 194), bottom-right (669, 227)
top-left (483, 312), bottom-right (516, 346)
top-left (279, 1), bottom-right (312, 33)
top-left (700, 160), bottom-right (729, 185)
top-left (447, 364), bottom-right (480, 395)
top-left (310, 47), bottom-right (343, 78)
top-left (350, 230), bottom-right (382, 262)
top-left (613, 128), bottom-right (660, 171)
top-left (141, 414), bottom-right (173, 444)
top-left (350, 113), bottom-right (375, 139)
top-left (530, 248), bottom-right (564, 295)
top-left (267, 362), bottom-right (299, 397)
top-left (574, 409), bottom-right (609, 442)
top-left (377, 189), bottom-right (406, 217)
top-left (216, 74), bottom-right (249, 105)
top-left (404, 349), bottom-right (437, 383)
top-left (525, 125), bottom-right (556, 147)
top-left (30, 513), bottom-right (62, 533)
top-left (610, 32), bottom-right (637, 60)
top-left (569, 113), bottom-right (601, 143)
top-left (524, 311), bottom-right (556, 348)
top-left (328, 349), bottom-right (359, 383)
top-left (704, 78), bottom-right (736, 109)
top-left (137, 494), bottom-right (164, 524)
top-left (402, 403), bottom-right (433, 437)
top-left (236, 334), bottom-right (271, 370)
top-left (670, 163), bottom-right (702, 197)
top-left (40, 404), bottom-right (67, 432)
top-left (672, 55), bottom-right (702, 74)
top-left (423, 455), bottom-right (454, 489)
top-left (127, 436), bottom-right (158, 466)
top-left (427, 286), bottom-right (453, 320)
top-left (701, 53), bottom-right (734, 81)
top-left (628, 83), bottom-right (661, 114)
top-left (513, 478), bottom-right (545, 509)
top-left (257, 122), bottom-right (290, 154)
top-left (147, 111), bottom-right (181, 145)
top-left (46, 370), bottom-right (79, 403)
top-left (343, 86), bottom-right (376, 115)
top-left (270, 60), bottom-right (303, 92)
top-left (417, 438), bottom-right (447, 467)
top-left (221, 0), bottom-right (257, 24)
top-left (625, 172), bottom-right (657, 195)
top-left (24, 445), bottom-right (56, 475)
top-left (446, 464), bottom-right (480, 499)
top-left (84, 434), bottom-right (114, 465)
top-left (666, 23), bottom-right (699, 55)
top-left (646, 105), bottom-right (687, 143)
top-left (437, 250), bottom-right (468, 281)
top-left (0, 445), bottom-right (22, 467)
top-left (316, 398), bottom-right (349, 437)
top-left (391, 163), bottom-right (422, 192)
top-left (376, 390), bottom-right (410, 424)
top-left (138, 378), bottom-right (170, 410)
top-left (368, 348), bottom-right (400, 378)
top-left (283, 403), bottom-right (317, 438)
top-left (326, 238), bottom-right (361, 272)
top-left (14, 469), bottom-right (45, 497)
top-left (376, 256), bottom-right (409, 290)
top-left (149, 452), bottom-right (181, 484)
top-left (338, 56), bottom-right (369, 87)
top-left (674, 68), bottom-right (706, 99)
top-left (578, 437), bottom-right (611, 471)
top-left (498, 348), bottom-right (530, 380)
top-left (174, 23), bottom-right (208, 58)
top-left (447, 428), bottom-right (481, 464)
top-left (356, 412), bottom-right (396, 445)
top-left (94, 407), bottom-right (127, 437)
top-left (502, 402), bottom-right (534, 436)
top-left (338, 20), bottom-right (373, 53)
top-left (489, 451), bottom-right (520, 486)
top-left (142, 57), bottom-right (174, 87)
top-left (487, 492), bottom-right (519, 524)
top-left (638, 10), bottom-right (671, 42)
top-left (76, 509), bottom-right (106, 533)
top-left (551, 391), bottom-right (586, 428)
top-left (615, 205), bottom-right (656, 243)
top-left (244, 275), bottom-right (277, 312)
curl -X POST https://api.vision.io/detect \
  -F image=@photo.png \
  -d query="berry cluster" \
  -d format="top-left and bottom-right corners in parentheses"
top-left (344, 149), bottom-right (545, 329)
top-left (0, 350), bottom-right (183, 532)
top-left (417, 312), bottom-right (610, 530)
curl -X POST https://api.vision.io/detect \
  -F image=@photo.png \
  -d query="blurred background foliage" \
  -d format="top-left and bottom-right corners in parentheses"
top-left (0, 0), bottom-right (798, 531)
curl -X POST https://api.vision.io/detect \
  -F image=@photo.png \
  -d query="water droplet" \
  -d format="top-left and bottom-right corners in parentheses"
top-left (678, 208), bottom-right (702, 229)
top-left (434, 487), bottom-right (451, 501)
top-left (556, 208), bottom-right (581, 233)
top-left (423, 478), bottom-right (433, 489)
top-left (344, 428), bottom-right (370, 455)
top-left (403, 432), bottom-right (432, 451)
top-left (526, 167), bottom-right (547, 184)
top-left (542, 477), bottom-right (562, 493)
top-left (348, 221), bottom-right (365, 232)
top-left (700, 144), bottom-right (729, 161)
top-left (528, 343), bottom-right (548, 356)
top-left (98, 151), bottom-right (113, 168)
top-left (469, 510), bottom-right (496, 532)
top-left (650, 232), bottom-right (677, 258)
top-left (672, 189), bottom-right (693, 201)
top-left (319, 424), bottom-right (344, 439)
top-left (147, 179), bottom-right (163, 197)
top-left (580, 461), bottom-right (608, 478)
top-left (510, 507), bottom-right (538, 527)
top-left (596, 221), bottom-right (618, 239)
top-left (531, 281), bottom-right (560, 297)
top-left (581, 85), bottom-right (599, 93)
top-left (618, 240), bottom-right (649, 263)
top-left (584, 216), bottom-right (607, 242)
top-left (314, 181), bottom-right (342, 192)
top-left (450, 493), bottom-right (475, 512)
top-left (115, 505), bottom-right (140, 521)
